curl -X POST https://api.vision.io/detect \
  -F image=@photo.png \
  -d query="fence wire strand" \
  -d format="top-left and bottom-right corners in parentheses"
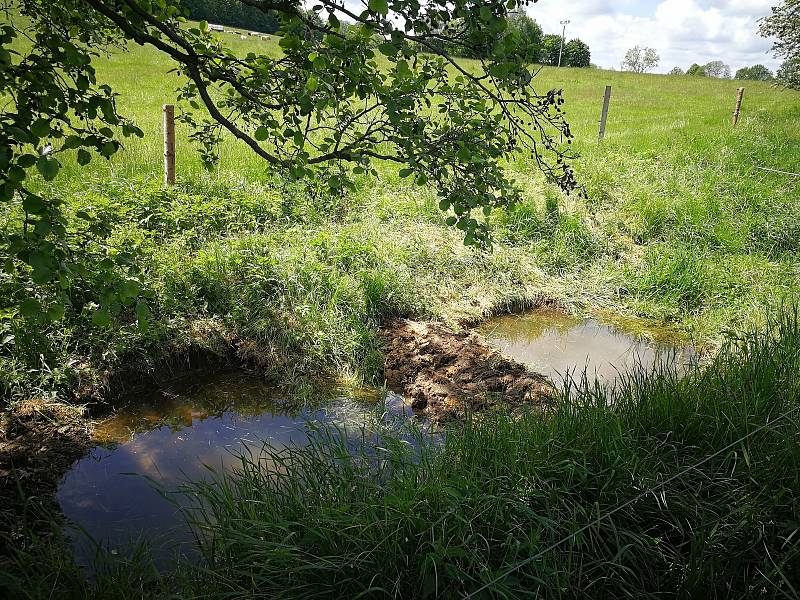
top-left (463, 403), bottom-right (800, 599)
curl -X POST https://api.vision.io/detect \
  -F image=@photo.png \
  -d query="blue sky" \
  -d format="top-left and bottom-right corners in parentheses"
top-left (526, 0), bottom-right (781, 73)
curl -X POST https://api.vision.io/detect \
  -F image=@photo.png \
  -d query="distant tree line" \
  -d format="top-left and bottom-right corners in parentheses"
top-left (669, 61), bottom-right (775, 81)
top-left (735, 64), bottom-right (774, 80)
top-left (668, 61), bottom-right (734, 78)
top-left (431, 12), bottom-right (591, 67)
top-left (182, 0), bottom-right (280, 34)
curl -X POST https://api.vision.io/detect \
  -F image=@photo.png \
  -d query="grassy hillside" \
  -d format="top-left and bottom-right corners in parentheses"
top-left (3, 30), bottom-right (800, 397)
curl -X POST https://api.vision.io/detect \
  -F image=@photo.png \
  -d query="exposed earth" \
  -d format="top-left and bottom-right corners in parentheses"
top-left (383, 319), bottom-right (554, 420)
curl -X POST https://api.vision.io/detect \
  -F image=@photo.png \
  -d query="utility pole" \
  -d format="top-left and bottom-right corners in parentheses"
top-left (557, 19), bottom-right (570, 67)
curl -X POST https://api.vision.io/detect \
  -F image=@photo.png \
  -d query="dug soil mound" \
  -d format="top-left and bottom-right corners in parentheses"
top-left (0, 399), bottom-right (91, 554)
top-left (383, 319), bottom-right (554, 420)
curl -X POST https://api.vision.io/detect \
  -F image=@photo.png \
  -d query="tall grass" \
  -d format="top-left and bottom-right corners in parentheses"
top-left (175, 307), bottom-right (800, 598)
top-left (3, 308), bottom-right (800, 598)
top-left (3, 30), bottom-right (800, 399)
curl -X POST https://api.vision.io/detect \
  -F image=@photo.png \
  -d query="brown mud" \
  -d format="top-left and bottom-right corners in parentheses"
top-left (0, 399), bottom-right (91, 556)
top-left (383, 319), bottom-right (554, 420)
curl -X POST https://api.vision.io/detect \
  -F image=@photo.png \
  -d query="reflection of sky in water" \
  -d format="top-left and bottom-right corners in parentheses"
top-left (58, 312), bottom-right (695, 570)
top-left (57, 373), bottom-right (414, 570)
top-left (479, 309), bottom-right (697, 387)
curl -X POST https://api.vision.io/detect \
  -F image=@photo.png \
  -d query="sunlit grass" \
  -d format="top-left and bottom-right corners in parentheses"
top-left (4, 307), bottom-right (800, 598)
top-left (3, 24), bottom-right (800, 396)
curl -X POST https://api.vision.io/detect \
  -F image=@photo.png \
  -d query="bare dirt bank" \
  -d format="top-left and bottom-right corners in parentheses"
top-left (383, 319), bottom-right (554, 420)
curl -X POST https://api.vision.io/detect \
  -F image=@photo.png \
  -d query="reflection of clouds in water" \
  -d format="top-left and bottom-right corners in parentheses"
top-left (58, 375), bottom-right (416, 571)
top-left (480, 312), bottom-right (697, 388)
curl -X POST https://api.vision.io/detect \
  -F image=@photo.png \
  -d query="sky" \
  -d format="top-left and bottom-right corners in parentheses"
top-left (525, 0), bottom-right (781, 73)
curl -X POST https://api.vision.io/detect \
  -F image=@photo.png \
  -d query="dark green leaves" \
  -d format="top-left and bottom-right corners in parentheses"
top-left (36, 156), bottom-right (60, 181)
top-left (91, 307), bottom-right (112, 327)
top-left (22, 195), bottom-right (45, 214)
top-left (19, 298), bottom-right (41, 318)
top-left (77, 149), bottom-right (92, 165)
top-left (30, 118), bottom-right (51, 139)
top-left (378, 43), bottom-right (398, 57)
top-left (368, 0), bottom-right (389, 15)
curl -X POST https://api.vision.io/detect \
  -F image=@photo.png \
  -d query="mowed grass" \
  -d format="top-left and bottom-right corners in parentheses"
top-left (3, 28), bottom-right (800, 396)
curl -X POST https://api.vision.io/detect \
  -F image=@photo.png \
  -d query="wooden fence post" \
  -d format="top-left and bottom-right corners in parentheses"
top-left (598, 85), bottom-right (612, 142)
top-left (732, 87), bottom-right (745, 127)
top-left (163, 104), bottom-right (176, 185)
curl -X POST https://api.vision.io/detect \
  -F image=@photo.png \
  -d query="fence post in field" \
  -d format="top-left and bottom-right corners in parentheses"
top-left (598, 85), bottom-right (612, 142)
top-left (732, 87), bottom-right (745, 127)
top-left (163, 104), bottom-right (176, 185)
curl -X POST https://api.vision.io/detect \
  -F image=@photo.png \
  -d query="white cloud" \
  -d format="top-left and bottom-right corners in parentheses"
top-left (526, 0), bottom-right (780, 73)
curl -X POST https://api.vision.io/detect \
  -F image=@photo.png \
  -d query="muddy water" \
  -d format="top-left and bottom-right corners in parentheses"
top-left (57, 372), bottom-right (412, 569)
top-left (478, 309), bottom-right (698, 388)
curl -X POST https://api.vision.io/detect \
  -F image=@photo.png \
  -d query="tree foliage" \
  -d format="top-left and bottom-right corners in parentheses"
top-left (0, 1), bottom-right (151, 331)
top-left (503, 11), bottom-right (542, 62)
top-left (776, 57), bottom-right (800, 89)
top-left (563, 38), bottom-right (590, 68)
top-left (539, 33), bottom-right (562, 66)
top-left (686, 63), bottom-right (706, 76)
top-left (1, 0), bottom-right (582, 327)
top-left (703, 60), bottom-right (731, 79)
top-left (621, 46), bottom-right (659, 73)
top-left (181, 0), bottom-right (279, 34)
top-left (760, 0), bottom-right (800, 89)
top-left (734, 64), bottom-right (773, 81)
top-left (668, 66), bottom-right (684, 75)
top-left (538, 33), bottom-right (590, 67)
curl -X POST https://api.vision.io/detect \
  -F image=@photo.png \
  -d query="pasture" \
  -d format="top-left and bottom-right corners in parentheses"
top-left (2, 23), bottom-right (800, 600)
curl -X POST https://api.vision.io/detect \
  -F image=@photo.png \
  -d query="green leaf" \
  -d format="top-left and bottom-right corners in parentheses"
top-left (368, 0), bottom-right (388, 15)
top-left (119, 279), bottom-right (141, 300)
top-left (395, 60), bottom-right (411, 79)
top-left (254, 126), bottom-right (269, 141)
top-left (30, 119), bottom-right (51, 139)
top-left (399, 168), bottom-right (413, 178)
top-left (46, 303), bottom-right (65, 322)
top-left (135, 301), bottom-right (151, 322)
top-left (91, 308), bottom-right (112, 327)
top-left (77, 149), bottom-right (92, 165)
top-left (36, 156), bottom-right (60, 181)
top-left (378, 43), bottom-right (397, 57)
top-left (22, 195), bottom-right (45, 214)
top-left (8, 165), bottom-right (26, 183)
top-left (306, 76), bottom-right (318, 92)
top-left (17, 154), bottom-right (37, 168)
top-left (20, 298), bottom-right (41, 318)
top-left (100, 141), bottom-right (117, 157)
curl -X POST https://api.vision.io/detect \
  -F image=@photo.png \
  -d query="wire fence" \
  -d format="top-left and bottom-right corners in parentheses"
top-left (463, 402), bottom-right (800, 599)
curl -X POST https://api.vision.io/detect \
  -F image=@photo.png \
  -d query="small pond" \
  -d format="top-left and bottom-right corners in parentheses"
top-left (57, 372), bottom-right (414, 569)
top-left (58, 309), bottom-right (697, 570)
top-left (478, 308), bottom-right (698, 388)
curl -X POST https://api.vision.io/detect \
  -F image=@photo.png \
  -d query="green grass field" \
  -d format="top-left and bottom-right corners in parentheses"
top-left (3, 25), bottom-right (800, 599)
top-left (3, 31), bottom-right (799, 398)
